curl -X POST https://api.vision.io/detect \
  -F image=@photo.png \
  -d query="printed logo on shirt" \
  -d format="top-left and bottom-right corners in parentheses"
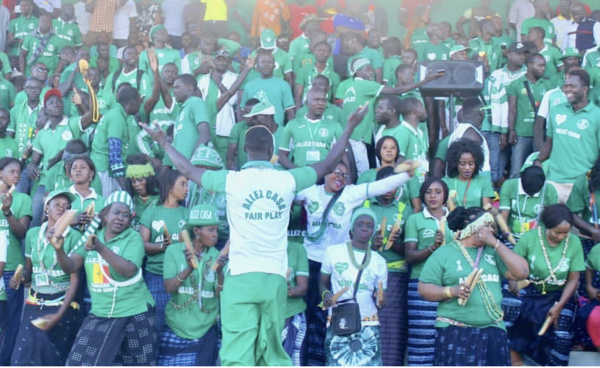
top-left (555, 114), bottom-right (567, 125)
top-left (456, 260), bottom-right (463, 271)
top-left (333, 202), bottom-right (345, 216)
top-left (4, 148), bottom-right (12, 157)
top-left (558, 258), bottom-right (570, 272)
top-left (47, 44), bottom-right (54, 51)
top-left (308, 201), bottom-right (319, 214)
top-left (67, 29), bottom-right (73, 36)
top-left (577, 119), bottom-right (590, 130)
top-left (92, 262), bottom-right (110, 285)
top-left (319, 128), bottom-right (329, 137)
top-left (178, 219), bottom-right (186, 229)
top-left (152, 220), bottom-right (166, 233)
top-left (335, 262), bottom-right (349, 275)
top-left (427, 53), bottom-right (436, 60)
top-left (62, 130), bottom-right (73, 141)
top-left (534, 204), bottom-right (543, 214)
top-left (485, 254), bottom-right (496, 266)
top-left (28, 24), bottom-right (35, 30)
top-left (422, 228), bottom-right (435, 238)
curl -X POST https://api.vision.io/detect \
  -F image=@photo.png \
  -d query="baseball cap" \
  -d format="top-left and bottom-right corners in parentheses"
top-left (244, 100), bottom-right (275, 117)
top-left (191, 145), bottom-right (224, 169)
top-left (260, 29), bottom-right (277, 49)
top-left (449, 44), bottom-right (471, 58)
top-left (560, 47), bottom-right (581, 60)
top-left (215, 50), bottom-right (231, 59)
top-left (507, 42), bottom-right (530, 54)
top-left (105, 190), bottom-right (134, 213)
top-left (186, 204), bottom-right (220, 227)
top-left (43, 88), bottom-right (63, 106)
top-left (350, 57), bottom-right (371, 76)
top-left (44, 189), bottom-right (76, 208)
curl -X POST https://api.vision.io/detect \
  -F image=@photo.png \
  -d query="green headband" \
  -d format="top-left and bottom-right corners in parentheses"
top-left (126, 163), bottom-right (155, 179)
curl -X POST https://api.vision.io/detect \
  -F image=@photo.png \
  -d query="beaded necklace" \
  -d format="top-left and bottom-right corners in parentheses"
top-left (532, 227), bottom-right (569, 294)
top-left (454, 241), bottom-right (504, 324)
top-left (346, 242), bottom-right (371, 270)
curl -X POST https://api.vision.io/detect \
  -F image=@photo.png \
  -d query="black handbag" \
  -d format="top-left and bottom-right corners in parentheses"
top-left (330, 253), bottom-right (367, 336)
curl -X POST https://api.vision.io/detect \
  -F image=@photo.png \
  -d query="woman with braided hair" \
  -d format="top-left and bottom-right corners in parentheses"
top-left (418, 206), bottom-right (528, 366)
top-left (507, 204), bottom-right (585, 366)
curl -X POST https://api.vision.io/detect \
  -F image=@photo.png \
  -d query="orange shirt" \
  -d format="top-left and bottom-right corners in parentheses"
top-left (251, 0), bottom-right (290, 37)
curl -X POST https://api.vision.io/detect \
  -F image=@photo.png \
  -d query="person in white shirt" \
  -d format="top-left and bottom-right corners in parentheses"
top-left (113, 0), bottom-right (137, 48)
top-left (551, 0), bottom-right (577, 51)
top-left (508, 0), bottom-right (535, 42)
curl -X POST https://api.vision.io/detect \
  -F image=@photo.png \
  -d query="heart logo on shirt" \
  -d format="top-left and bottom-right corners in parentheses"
top-left (427, 53), bottom-right (436, 60)
top-left (335, 262), bottom-right (349, 275)
top-left (308, 201), bottom-right (319, 214)
top-left (555, 114), bottom-right (567, 125)
top-left (152, 220), bottom-right (166, 233)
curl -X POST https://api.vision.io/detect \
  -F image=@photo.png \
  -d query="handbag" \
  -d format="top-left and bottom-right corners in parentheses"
top-left (330, 252), bottom-right (367, 336)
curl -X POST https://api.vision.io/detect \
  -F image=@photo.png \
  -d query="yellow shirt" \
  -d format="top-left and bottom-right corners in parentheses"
top-left (202, 0), bottom-right (228, 21)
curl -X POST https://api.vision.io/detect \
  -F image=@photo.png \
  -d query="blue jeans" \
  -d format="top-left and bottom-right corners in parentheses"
top-left (510, 136), bottom-right (534, 178)
top-left (482, 131), bottom-right (509, 184)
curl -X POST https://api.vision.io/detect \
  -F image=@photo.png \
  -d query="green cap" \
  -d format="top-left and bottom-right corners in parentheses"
top-left (449, 44), bottom-right (471, 58)
top-left (350, 207), bottom-right (378, 237)
top-left (44, 189), bottom-right (76, 208)
top-left (520, 152), bottom-right (540, 173)
top-left (191, 145), bottom-right (224, 168)
top-left (260, 29), bottom-right (276, 49)
top-left (244, 100), bottom-right (275, 117)
top-left (560, 47), bottom-right (581, 60)
top-left (187, 204), bottom-right (220, 227)
top-left (105, 190), bottom-right (134, 213)
top-left (149, 24), bottom-right (166, 42)
top-left (350, 57), bottom-right (371, 75)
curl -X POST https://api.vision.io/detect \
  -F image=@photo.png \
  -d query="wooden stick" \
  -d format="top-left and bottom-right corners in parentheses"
top-left (85, 202), bottom-right (95, 217)
top-left (179, 230), bottom-right (198, 269)
top-left (458, 268), bottom-right (478, 306)
top-left (286, 268), bottom-right (292, 281)
top-left (394, 160), bottom-right (421, 174)
top-left (31, 317), bottom-right (51, 330)
top-left (385, 224), bottom-right (400, 250)
top-left (13, 264), bottom-right (23, 289)
top-left (439, 219), bottom-right (446, 245)
top-left (447, 190), bottom-right (457, 212)
top-left (516, 279), bottom-right (530, 290)
top-left (162, 225), bottom-right (170, 242)
top-left (322, 286), bottom-right (349, 309)
top-left (377, 281), bottom-right (384, 308)
top-left (210, 240), bottom-right (230, 271)
top-left (7, 185), bottom-right (15, 194)
top-left (379, 217), bottom-right (387, 239)
top-left (538, 302), bottom-right (558, 336)
top-left (461, 268), bottom-right (484, 306)
top-left (51, 210), bottom-right (78, 243)
top-left (270, 154), bottom-right (279, 164)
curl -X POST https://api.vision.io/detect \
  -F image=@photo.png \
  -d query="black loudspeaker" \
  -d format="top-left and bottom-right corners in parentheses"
top-left (417, 61), bottom-right (484, 97)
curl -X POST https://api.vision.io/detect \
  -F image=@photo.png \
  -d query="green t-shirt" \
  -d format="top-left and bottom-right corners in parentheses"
top-left (341, 78), bottom-right (384, 144)
top-left (140, 205), bottom-right (190, 274)
top-left (8, 15), bottom-right (38, 57)
top-left (32, 117), bottom-right (82, 186)
top-left (21, 33), bottom-right (62, 76)
top-left (417, 43), bottom-right (449, 62)
top-left (132, 195), bottom-right (159, 232)
top-left (435, 136), bottom-right (450, 162)
top-left (250, 48), bottom-right (292, 80)
top-left (521, 18), bottom-right (555, 46)
top-left (90, 104), bottom-right (140, 173)
top-left (52, 18), bottom-right (82, 49)
top-left (241, 77), bottom-right (295, 126)
top-left (45, 162), bottom-right (103, 195)
top-left (25, 224), bottom-right (81, 294)
top-left (564, 175), bottom-right (600, 227)
top-left (443, 175), bottom-right (495, 208)
top-left (499, 178), bottom-right (558, 240)
top-left (369, 196), bottom-right (413, 273)
top-left (397, 122), bottom-right (429, 199)
top-left (294, 63), bottom-right (340, 103)
top-left (1, 192), bottom-right (32, 271)
top-left (187, 180), bottom-right (229, 241)
top-left (139, 47), bottom-right (181, 80)
top-left (539, 45), bottom-right (563, 79)
top-left (506, 76), bottom-right (552, 137)
top-left (586, 243), bottom-right (600, 271)
top-left (357, 168), bottom-right (377, 185)
top-left (347, 46), bottom-right (383, 77)
top-left (280, 115), bottom-right (343, 167)
top-left (228, 122), bottom-right (249, 168)
top-left (0, 78), bottom-right (16, 111)
top-left (69, 187), bottom-right (105, 215)
top-left (404, 209), bottom-right (453, 279)
top-left (75, 227), bottom-right (155, 318)
top-left (163, 242), bottom-right (220, 339)
top-left (0, 136), bottom-right (18, 159)
top-left (514, 227), bottom-right (585, 292)
top-left (165, 96), bottom-right (209, 167)
top-left (286, 241), bottom-right (309, 318)
top-left (102, 68), bottom-right (152, 108)
top-left (585, 51), bottom-right (600, 69)
top-left (8, 99), bottom-right (42, 160)
top-left (288, 34), bottom-right (309, 61)
top-left (546, 102), bottom-right (600, 183)
top-left (469, 37), bottom-right (502, 72)
top-left (383, 55), bottom-right (402, 86)
top-left (410, 28), bottom-right (429, 53)
top-left (90, 56), bottom-right (120, 75)
top-left (420, 241), bottom-right (508, 329)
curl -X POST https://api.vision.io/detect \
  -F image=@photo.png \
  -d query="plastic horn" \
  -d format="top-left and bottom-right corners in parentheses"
top-left (394, 160), bottom-right (421, 174)
top-left (51, 210), bottom-right (78, 243)
top-left (538, 302), bottom-right (558, 336)
top-left (13, 264), bottom-right (24, 289)
top-left (180, 229), bottom-right (198, 269)
top-left (210, 240), bottom-right (230, 271)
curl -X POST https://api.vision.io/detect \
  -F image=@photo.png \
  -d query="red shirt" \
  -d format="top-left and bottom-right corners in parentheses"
top-left (289, 4), bottom-right (317, 39)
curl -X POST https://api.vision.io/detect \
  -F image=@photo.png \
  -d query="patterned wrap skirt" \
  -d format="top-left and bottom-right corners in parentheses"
top-left (407, 278), bottom-right (438, 366)
top-left (281, 312), bottom-right (307, 366)
top-left (379, 271), bottom-right (409, 366)
top-left (157, 324), bottom-right (218, 366)
top-left (325, 325), bottom-right (381, 366)
top-left (434, 325), bottom-right (510, 366)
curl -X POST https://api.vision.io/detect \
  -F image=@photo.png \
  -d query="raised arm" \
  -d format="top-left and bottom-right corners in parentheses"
top-left (215, 56), bottom-right (255, 112)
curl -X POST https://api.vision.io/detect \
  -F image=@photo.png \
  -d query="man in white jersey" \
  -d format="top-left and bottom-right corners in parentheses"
top-left (140, 102), bottom-right (411, 365)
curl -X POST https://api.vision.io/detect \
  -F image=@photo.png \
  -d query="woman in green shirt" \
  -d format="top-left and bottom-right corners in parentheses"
top-left (357, 135), bottom-right (399, 184)
top-left (9, 190), bottom-right (82, 365)
top-left (68, 156), bottom-right (105, 231)
top-left (443, 138), bottom-right (495, 209)
top-left (404, 177), bottom-right (453, 366)
top-left (0, 157), bottom-right (32, 364)
top-left (507, 204), bottom-right (585, 366)
top-left (53, 191), bottom-right (157, 366)
top-left (140, 168), bottom-right (189, 333)
top-left (158, 204), bottom-right (226, 366)
top-left (125, 154), bottom-right (159, 231)
top-left (419, 206), bottom-right (528, 366)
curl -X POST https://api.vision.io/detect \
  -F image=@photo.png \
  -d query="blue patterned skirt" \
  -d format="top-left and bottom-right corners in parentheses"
top-left (434, 325), bottom-right (510, 366)
top-left (157, 324), bottom-right (218, 366)
top-left (407, 278), bottom-right (438, 366)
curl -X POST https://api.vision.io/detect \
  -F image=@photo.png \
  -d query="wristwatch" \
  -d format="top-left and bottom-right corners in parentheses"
top-left (4, 210), bottom-right (13, 218)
